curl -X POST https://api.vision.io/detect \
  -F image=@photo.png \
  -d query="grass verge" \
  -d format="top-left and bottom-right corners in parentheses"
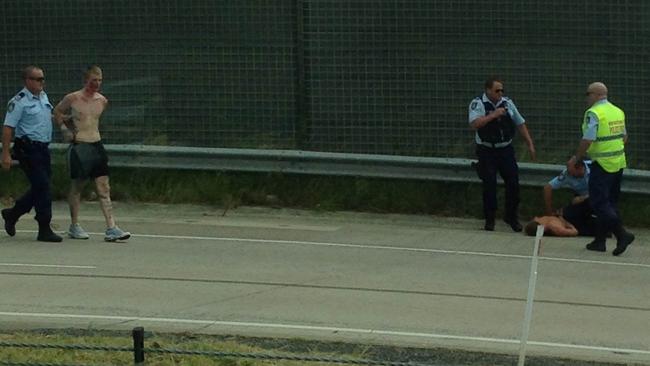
top-left (1, 165), bottom-right (649, 228)
top-left (0, 329), bottom-right (338, 365)
top-left (0, 329), bottom-right (632, 366)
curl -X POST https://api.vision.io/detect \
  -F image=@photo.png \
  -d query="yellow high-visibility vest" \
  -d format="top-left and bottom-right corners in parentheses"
top-left (582, 101), bottom-right (626, 172)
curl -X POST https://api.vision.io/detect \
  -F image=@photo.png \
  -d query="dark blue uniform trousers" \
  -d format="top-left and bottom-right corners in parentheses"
top-left (588, 161), bottom-right (623, 240)
top-left (476, 144), bottom-right (520, 219)
top-left (562, 198), bottom-right (595, 236)
top-left (11, 143), bottom-right (53, 225)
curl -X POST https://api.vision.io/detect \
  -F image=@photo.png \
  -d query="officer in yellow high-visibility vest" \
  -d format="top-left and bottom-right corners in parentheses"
top-left (568, 82), bottom-right (634, 256)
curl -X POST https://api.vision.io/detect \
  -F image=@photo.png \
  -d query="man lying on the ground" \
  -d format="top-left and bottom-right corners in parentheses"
top-left (524, 216), bottom-right (578, 237)
top-left (544, 160), bottom-right (596, 236)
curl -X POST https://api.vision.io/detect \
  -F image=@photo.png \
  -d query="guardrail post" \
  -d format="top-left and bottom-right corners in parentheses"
top-left (132, 326), bottom-right (145, 365)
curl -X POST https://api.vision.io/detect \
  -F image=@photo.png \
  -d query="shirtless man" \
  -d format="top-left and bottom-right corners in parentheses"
top-left (524, 216), bottom-right (578, 237)
top-left (53, 65), bottom-right (130, 242)
top-left (543, 160), bottom-right (596, 236)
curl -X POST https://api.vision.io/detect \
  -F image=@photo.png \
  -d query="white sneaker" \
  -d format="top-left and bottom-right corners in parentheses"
top-left (68, 223), bottom-right (90, 239)
top-left (104, 226), bottom-right (131, 242)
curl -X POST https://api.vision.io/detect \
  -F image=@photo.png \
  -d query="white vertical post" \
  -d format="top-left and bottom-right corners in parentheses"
top-left (518, 225), bottom-right (544, 366)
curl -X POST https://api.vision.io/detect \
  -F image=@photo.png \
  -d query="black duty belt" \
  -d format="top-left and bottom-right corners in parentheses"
top-left (15, 137), bottom-right (49, 147)
top-left (478, 140), bottom-right (512, 148)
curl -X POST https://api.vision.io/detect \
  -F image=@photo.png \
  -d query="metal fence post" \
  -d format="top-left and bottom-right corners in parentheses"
top-left (132, 326), bottom-right (145, 365)
top-left (518, 225), bottom-right (544, 366)
top-left (294, 0), bottom-right (310, 150)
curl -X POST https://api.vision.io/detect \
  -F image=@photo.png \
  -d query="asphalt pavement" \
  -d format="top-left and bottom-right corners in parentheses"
top-left (0, 201), bottom-right (648, 364)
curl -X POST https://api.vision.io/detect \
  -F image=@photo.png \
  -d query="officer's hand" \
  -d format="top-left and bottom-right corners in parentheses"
top-left (528, 144), bottom-right (536, 161)
top-left (492, 108), bottom-right (507, 118)
top-left (572, 196), bottom-right (587, 205)
top-left (1, 154), bottom-right (11, 171)
top-left (566, 156), bottom-right (577, 169)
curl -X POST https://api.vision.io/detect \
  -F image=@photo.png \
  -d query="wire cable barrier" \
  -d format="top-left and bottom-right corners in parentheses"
top-left (0, 327), bottom-right (439, 366)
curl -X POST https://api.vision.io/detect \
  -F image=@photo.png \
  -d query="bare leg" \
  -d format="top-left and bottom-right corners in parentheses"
top-left (95, 176), bottom-right (116, 228)
top-left (69, 179), bottom-right (88, 225)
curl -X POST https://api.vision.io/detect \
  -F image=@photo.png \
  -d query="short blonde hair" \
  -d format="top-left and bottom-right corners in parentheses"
top-left (84, 65), bottom-right (102, 80)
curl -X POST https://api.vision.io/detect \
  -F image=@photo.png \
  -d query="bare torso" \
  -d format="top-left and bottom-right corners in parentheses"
top-left (534, 216), bottom-right (578, 237)
top-left (67, 90), bottom-right (107, 143)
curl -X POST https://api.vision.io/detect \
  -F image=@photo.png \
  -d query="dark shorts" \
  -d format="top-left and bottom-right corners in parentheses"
top-left (67, 141), bottom-right (109, 180)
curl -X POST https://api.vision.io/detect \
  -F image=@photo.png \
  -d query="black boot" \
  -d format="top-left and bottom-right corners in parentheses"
top-left (586, 224), bottom-right (608, 252)
top-left (1, 208), bottom-right (17, 237)
top-left (37, 222), bottom-right (62, 243)
top-left (586, 240), bottom-right (607, 252)
top-left (503, 215), bottom-right (522, 232)
top-left (612, 224), bottom-right (635, 256)
top-left (484, 211), bottom-right (495, 231)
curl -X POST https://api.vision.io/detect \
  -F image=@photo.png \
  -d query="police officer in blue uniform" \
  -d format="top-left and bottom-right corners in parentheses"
top-left (469, 77), bottom-right (536, 231)
top-left (1, 65), bottom-right (62, 242)
top-left (544, 160), bottom-right (595, 236)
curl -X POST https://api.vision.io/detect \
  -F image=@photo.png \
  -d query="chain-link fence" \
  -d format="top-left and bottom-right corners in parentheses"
top-left (0, 327), bottom-right (438, 366)
top-left (1, 0), bottom-right (649, 168)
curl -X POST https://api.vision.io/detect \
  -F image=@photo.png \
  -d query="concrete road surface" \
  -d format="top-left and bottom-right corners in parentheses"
top-left (0, 202), bottom-right (648, 364)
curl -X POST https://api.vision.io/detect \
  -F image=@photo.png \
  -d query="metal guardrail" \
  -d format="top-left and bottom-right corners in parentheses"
top-left (43, 144), bottom-right (650, 195)
top-left (3, 143), bottom-right (648, 194)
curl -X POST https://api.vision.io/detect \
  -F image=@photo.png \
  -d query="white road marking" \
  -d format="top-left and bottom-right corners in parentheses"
top-left (134, 232), bottom-right (650, 270)
top-left (0, 263), bottom-right (96, 269)
top-left (0, 311), bottom-right (647, 356)
top-left (10, 230), bottom-right (648, 269)
top-left (48, 217), bottom-right (342, 232)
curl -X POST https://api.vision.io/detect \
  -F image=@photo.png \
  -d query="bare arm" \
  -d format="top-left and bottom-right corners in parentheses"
top-left (469, 108), bottom-right (507, 130)
top-left (53, 94), bottom-right (74, 128)
top-left (53, 94), bottom-right (77, 142)
top-left (543, 184), bottom-right (554, 215)
top-left (1, 126), bottom-right (14, 171)
top-left (574, 139), bottom-right (593, 161)
top-left (568, 139), bottom-right (593, 167)
top-left (557, 219), bottom-right (579, 237)
top-left (554, 225), bottom-right (578, 237)
top-left (517, 123), bottom-right (536, 161)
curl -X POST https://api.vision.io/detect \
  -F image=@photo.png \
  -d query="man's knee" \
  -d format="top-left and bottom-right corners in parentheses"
top-left (95, 178), bottom-right (111, 199)
top-left (96, 188), bottom-right (110, 200)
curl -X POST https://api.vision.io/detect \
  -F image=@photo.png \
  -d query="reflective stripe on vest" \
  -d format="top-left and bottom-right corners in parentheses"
top-left (589, 148), bottom-right (625, 158)
top-left (594, 133), bottom-right (625, 142)
top-left (582, 102), bottom-right (626, 173)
